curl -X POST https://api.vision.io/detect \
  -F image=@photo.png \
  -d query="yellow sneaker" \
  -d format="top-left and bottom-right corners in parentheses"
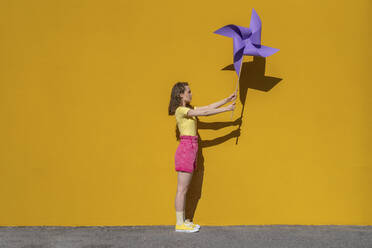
top-left (184, 219), bottom-right (200, 229)
top-left (175, 222), bottom-right (199, 233)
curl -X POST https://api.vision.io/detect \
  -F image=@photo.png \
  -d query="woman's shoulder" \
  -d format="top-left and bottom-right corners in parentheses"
top-left (175, 105), bottom-right (193, 117)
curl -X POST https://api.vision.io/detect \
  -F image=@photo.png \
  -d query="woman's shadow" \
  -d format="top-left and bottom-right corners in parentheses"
top-left (175, 117), bottom-right (241, 222)
top-left (180, 56), bottom-right (282, 222)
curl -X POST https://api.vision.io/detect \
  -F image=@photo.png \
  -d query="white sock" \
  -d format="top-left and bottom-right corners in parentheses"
top-left (176, 211), bottom-right (184, 225)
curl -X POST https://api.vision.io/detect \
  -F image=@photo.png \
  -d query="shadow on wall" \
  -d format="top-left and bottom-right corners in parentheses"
top-left (176, 55), bottom-right (282, 222)
top-left (224, 56), bottom-right (282, 144)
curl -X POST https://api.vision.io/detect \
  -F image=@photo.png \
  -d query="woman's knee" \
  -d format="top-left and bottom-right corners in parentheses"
top-left (176, 185), bottom-right (189, 195)
top-left (176, 171), bottom-right (193, 194)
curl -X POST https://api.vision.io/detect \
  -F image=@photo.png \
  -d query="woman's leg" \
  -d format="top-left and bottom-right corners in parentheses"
top-left (175, 171), bottom-right (193, 224)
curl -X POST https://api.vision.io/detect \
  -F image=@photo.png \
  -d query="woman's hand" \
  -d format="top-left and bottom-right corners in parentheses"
top-left (226, 101), bottom-right (236, 111)
top-left (226, 90), bottom-right (238, 102)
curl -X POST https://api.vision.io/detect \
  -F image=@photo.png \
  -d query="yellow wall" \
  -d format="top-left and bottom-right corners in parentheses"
top-left (0, 0), bottom-right (371, 226)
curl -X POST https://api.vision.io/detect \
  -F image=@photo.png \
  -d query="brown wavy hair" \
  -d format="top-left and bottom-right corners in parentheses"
top-left (168, 82), bottom-right (190, 115)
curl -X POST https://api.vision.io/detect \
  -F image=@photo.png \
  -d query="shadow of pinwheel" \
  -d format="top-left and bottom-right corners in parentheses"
top-left (222, 56), bottom-right (282, 144)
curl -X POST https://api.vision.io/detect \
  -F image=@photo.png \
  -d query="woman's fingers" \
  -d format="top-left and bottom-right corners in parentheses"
top-left (231, 91), bottom-right (237, 101)
top-left (228, 101), bottom-right (236, 111)
top-left (228, 91), bottom-right (237, 102)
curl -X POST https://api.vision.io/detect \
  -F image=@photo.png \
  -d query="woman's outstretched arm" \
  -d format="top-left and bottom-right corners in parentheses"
top-left (187, 102), bottom-right (236, 117)
top-left (195, 91), bottom-right (237, 110)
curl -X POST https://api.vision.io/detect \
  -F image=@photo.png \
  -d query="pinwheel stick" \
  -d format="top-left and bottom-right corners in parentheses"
top-left (230, 61), bottom-right (243, 119)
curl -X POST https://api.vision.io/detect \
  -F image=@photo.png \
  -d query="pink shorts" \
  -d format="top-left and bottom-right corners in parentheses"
top-left (175, 135), bottom-right (198, 173)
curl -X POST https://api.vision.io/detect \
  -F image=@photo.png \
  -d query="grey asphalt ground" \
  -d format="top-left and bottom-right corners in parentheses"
top-left (0, 225), bottom-right (371, 248)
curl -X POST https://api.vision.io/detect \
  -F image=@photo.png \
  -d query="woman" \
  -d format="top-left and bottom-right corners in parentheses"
top-left (168, 81), bottom-right (237, 233)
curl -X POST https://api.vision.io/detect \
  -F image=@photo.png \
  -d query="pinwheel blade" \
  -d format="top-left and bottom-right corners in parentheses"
top-left (214, 24), bottom-right (251, 40)
top-left (249, 8), bottom-right (262, 46)
top-left (232, 35), bottom-right (245, 77)
top-left (255, 45), bottom-right (279, 57)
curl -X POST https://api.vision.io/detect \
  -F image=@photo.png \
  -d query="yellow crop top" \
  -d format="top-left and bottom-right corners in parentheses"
top-left (175, 106), bottom-right (197, 136)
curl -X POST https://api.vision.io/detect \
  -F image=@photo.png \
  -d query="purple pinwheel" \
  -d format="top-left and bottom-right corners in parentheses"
top-left (214, 8), bottom-right (279, 77)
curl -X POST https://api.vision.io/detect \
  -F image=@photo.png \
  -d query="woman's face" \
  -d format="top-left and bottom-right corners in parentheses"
top-left (180, 85), bottom-right (192, 104)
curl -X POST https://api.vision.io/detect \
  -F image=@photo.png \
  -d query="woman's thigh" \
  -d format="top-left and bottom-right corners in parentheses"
top-left (177, 171), bottom-right (193, 191)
